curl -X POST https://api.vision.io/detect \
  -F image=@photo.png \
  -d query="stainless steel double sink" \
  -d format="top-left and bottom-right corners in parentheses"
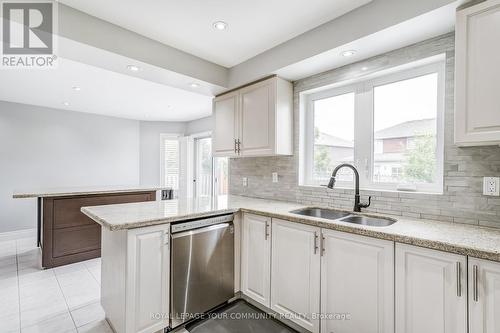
top-left (289, 207), bottom-right (396, 227)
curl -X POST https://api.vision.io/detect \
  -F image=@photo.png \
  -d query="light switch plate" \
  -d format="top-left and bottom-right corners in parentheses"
top-left (483, 177), bottom-right (500, 196)
top-left (272, 172), bottom-right (278, 183)
top-left (242, 177), bottom-right (248, 187)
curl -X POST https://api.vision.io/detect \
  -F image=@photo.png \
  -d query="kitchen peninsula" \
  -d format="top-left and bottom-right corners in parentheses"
top-left (13, 185), bottom-right (166, 268)
top-left (82, 195), bottom-right (500, 333)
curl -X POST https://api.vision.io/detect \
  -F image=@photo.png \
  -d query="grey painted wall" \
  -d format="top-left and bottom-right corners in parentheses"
top-left (230, 33), bottom-right (500, 228)
top-left (139, 121), bottom-right (187, 186)
top-left (0, 101), bottom-right (141, 233)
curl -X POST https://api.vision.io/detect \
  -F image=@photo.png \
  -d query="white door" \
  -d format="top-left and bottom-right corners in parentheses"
top-left (469, 257), bottom-right (500, 333)
top-left (239, 79), bottom-right (276, 156)
top-left (321, 230), bottom-right (394, 333)
top-left (126, 225), bottom-right (170, 333)
top-left (271, 219), bottom-right (320, 333)
top-left (241, 213), bottom-right (271, 307)
top-left (213, 92), bottom-right (238, 156)
top-left (455, 0), bottom-right (500, 145)
top-left (395, 243), bottom-right (467, 333)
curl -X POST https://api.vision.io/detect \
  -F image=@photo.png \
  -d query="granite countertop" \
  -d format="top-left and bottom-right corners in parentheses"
top-left (13, 185), bottom-right (169, 198)
top-left (81, 195), bottom-right (500, 262)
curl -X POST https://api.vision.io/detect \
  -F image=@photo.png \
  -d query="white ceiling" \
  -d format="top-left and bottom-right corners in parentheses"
top-left (276, 2), bottom-right (457, 80)
top-left (58, 0), bottom-right (372, 67)
top-left (0, 58), bottom-right (213, 121)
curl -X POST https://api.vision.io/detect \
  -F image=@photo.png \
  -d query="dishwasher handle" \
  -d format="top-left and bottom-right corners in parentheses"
top-left (171, 222), bottom-right (232, 239)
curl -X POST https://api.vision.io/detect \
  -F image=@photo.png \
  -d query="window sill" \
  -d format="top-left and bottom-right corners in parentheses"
top-left (298, 184), bottom-right (444, 196)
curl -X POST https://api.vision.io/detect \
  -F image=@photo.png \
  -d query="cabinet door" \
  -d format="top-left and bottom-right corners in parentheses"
top-left (126, 225), bottom-right (169, 333)
top-left (239, 79), bottom-right (276, 156)
top-left (395, 243), bottom-right (467, 333)
top-left (321, 230), bottom-right (394, 333)
top-left (271, 219), bottom-right (320, 333)
top-left (469, 258), bottom-right (500, 333)
top-left (213, 91), bottom-right (238, 156)
top-left (241, 213), bottom-right (271, 307)
top-left (455, 0), bottom-right (500, 146)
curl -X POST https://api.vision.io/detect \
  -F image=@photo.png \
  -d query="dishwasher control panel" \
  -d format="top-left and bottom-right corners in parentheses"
top-left (171, 214), bottom-right (234, 233)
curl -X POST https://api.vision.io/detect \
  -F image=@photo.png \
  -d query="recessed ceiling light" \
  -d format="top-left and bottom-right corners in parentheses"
top-left (361, 66), bottom-right (368, 71)
top-left (189, 83), bottom-right (200, 88)
top-left (72, 86), bottom-right (81, 91)
top-left (341, 50), bottom-right (356, 57)
top-left (213, 21), bottom-right (228, 30)
top-left (127, 65), bottom-right (140, 72)
top-left (63, 101), bottom-right (70, 106)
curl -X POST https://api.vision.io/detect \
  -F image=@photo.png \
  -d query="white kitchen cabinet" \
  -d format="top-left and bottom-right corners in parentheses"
top-left (241, 213), bottom-right (271, 307)
top-left (455, 0), bottom-right (500, 146)
top-left (213, 76), bottom-right (293, 157)
top-left (395, 243), bottom-right (467, 333)
top-left (270, 218), bottom-right (320, 333)
top-left (213, 91), bottom-right (239, 157)
top-left (468, 257), bottom-right (500, 333)
top-left (321, 230), bottom-right (394, 333)
top-left (101, 224), bottom-right (169, 333)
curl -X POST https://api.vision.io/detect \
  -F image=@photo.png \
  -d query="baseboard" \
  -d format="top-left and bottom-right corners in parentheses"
top-left (0, 228), bottom-right (36, 242)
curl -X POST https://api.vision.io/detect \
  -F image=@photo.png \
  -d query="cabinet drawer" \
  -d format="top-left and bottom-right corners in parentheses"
top-left (53, 192), bottom-right (153, 229)
top-left (53, 225), bottom-right (101, 258)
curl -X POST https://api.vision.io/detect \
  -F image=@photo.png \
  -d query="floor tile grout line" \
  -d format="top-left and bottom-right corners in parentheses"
top-left (54, 268), bottom-right (79, 331)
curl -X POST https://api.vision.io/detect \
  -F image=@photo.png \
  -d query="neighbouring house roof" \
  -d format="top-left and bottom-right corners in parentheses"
top-left (315, 132), bottom-right (354, 148)
top-left (375, 118), bottom-right (436, 140)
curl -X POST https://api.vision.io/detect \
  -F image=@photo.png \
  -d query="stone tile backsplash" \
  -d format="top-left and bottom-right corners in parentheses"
top-left (229, 33), bottom-right (500, 228)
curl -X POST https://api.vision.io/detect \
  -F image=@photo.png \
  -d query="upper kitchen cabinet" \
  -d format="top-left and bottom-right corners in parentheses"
top-left (455, 0), bottom-right (500, 146)
top-left (213, 76), bottom-right (293, 157)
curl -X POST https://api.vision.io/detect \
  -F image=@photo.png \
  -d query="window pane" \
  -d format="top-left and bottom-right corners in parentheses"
top-left (214, 157), bottom-right (229, 196)
top-left (195, 137), bottom-right (212, 198)
top-left (163, 139), bottom-right (179, 190)
top-left (313, 92), bottom-right (355, 183)
top-left (373, 73), bottom-right (438, 184)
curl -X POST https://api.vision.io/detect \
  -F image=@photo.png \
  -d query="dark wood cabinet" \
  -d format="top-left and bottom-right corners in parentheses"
top-left (41, 191), bottom-right (155, 268)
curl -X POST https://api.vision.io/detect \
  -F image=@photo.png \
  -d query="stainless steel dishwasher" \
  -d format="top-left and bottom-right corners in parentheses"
top-left (170, 214), bottom-right (235, 328)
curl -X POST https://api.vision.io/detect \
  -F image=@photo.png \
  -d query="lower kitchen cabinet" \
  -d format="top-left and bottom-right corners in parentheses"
top-left (241, 213), bottom-right (272, 307)
top-left (321, 229), bottom-right (394, 333)
top-left (101, 224), bottom-right (170, 333)
top-left (468, 257), bottom-right (500, 333)
top-left (395, 243), bottom-right (467, 333)
top-left (271, 218), bottom-right (321, 333)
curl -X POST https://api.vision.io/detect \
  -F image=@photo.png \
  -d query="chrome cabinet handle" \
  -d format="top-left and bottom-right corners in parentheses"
top-left (265, 221), bottom-right (270, 240)
top-left (321, 234), bottom-right (325, 256)
top-left (234, 139), bottom-right (237, 154)
top-left (473, 265), bottom-right (479, 302)
top-left (313, 232), bottom-right (318, 254)
top-left (456, 262), bottom-right (462, 297)
top-left (237, 139), bottom-right (241, 154)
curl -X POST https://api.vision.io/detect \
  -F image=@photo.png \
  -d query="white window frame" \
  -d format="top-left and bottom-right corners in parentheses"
top-left (191, 131), bottom-right (213, 198)
top-left (159, 133), bottom-right (183, 192)
top-left (301, 57), bottom-right (445, 194)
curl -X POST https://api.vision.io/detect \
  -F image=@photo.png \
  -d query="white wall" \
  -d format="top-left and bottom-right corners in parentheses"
top-left (0, 101), bottom-right (141, 233)
top-left (186, 116), bottom-right (212, 135)
top-left (139, 121), bottom-right (186, 186)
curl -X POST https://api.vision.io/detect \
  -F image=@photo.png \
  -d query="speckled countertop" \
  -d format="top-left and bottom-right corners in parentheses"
top-left (81, 195), bottom-right (500, 262)
top-left (12, 185), bottom-right (168, 198)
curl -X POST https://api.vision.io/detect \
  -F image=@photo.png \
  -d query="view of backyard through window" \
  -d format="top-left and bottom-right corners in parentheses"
top-left (373, 73), bottom-right (438, 184)
top-left (313, 92), bottom-right (355, 183)
top-left (309, 62), bottom-right (442, 192)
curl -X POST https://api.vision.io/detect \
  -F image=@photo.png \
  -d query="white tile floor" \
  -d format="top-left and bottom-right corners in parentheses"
top-left (0, 237), bottom-right (111, 333)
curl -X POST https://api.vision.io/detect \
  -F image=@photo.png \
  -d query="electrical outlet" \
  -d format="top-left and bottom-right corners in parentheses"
top-left (242, 177), bottom-right (248, 187)
top-left (483, 177), bottom-right (500, 196)
top-left (272, 172), bottom-right (278, 183)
